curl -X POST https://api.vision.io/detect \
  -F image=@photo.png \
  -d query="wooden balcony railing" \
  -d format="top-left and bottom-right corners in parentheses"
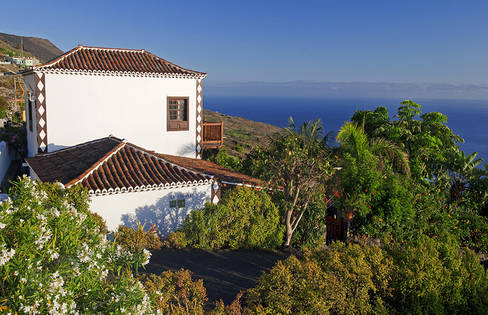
top-left (202, 121), bottom-right (223, 148)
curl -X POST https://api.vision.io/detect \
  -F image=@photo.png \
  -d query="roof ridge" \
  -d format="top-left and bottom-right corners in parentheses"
top-left (78, 45), bottom-right (146, 53)
top-left (65, 140), bottom-right (127, 187)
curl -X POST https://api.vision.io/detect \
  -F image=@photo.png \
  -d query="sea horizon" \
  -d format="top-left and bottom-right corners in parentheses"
top-left (205, 95), bottom-right (488, 163)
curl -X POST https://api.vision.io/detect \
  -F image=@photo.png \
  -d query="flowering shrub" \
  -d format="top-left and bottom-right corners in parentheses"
top-left (0, 177), bottom-right (153, 314)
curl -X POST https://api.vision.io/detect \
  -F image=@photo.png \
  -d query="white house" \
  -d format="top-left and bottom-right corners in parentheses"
top-left (23, 45), bottom-right (260, 234)
top-left (22, 45), bottom-right (223, 158)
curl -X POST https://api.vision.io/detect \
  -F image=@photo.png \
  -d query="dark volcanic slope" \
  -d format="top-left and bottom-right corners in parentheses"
top-left (0, 32), bottom-right (63, 62)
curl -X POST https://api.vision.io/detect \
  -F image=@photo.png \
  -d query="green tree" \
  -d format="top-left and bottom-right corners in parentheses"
top-left (350, 100), bottom-right (463, 183)
top-left (245, 118), bottom-right (334, 247)
top-left (182, 187), bottom-right (284, 249)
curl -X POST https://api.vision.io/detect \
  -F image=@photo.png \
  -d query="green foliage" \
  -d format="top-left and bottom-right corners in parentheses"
top-left (214, 148), bottom-right (243, 171)
top-left (0, 95), bottom-right (7, 119)
top-left (161, 231), bottom-right (189, 249)
top-left (350, 100), bottom-right (463, 182)
top-left (0, 177), bottom-right (153, 313)
top-left (245, 239), bottom-right (488, 314)
top-left (114, 222), bottom-right (163, 252)
top-left (140, 269), bottom-right (207, 314)
top-left (0, 122), bottom-right (27, 157)
top-left (387, 235), bottom-right (488, 314)
top-left (243, 118), bottom-right (334, 246)
top-left (246, 242), bottom-right (394, 314)
top-left (290, 197), bottom-right (328, 249)
top-left (182, 187), bottom-right (284, 249)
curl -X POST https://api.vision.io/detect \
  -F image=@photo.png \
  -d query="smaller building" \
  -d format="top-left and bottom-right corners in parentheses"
top-left (25, 136), bottom-right (262, 234)
top-left (6, 57), bottom-right (23, 65)
top-left (23, 57), bottom-right (39, 66)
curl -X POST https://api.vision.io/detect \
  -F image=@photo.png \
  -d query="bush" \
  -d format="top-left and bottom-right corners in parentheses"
top-left (0, 123), bottom-right (27, 157)
top-left (387, 235), bottom-right (488, 314)
top-left (114, 222), bottom-right (163, 252)
top-left (182, 187), bottom-right (284, 249)
top-left (161, 231), bottom-right (189, 249)
top-left (215, 149), bottom-right (243, 171)
top-left (244, 238), bottom-right (488, 314)
top-left (290, 197), bottom-right (328, 249)
top-left (0, 177), bottom-right (153, 313)
top-left (246, 242), bottom-right (394, 314)
top-left (140, 269), bottom-right (207, 314)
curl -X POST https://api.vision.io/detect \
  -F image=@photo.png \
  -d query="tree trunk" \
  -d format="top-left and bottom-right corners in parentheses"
top-left (284, 209), bottom-right (293, 247)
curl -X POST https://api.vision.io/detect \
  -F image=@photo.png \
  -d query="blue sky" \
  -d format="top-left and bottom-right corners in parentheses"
top-left (2, 0), bottom-right (488, 98)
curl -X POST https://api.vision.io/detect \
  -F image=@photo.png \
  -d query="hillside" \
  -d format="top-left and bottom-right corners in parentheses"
top-left (0, 32), bottom-right (63, 62)
top-left (203, 109), bottom-right (283, 158)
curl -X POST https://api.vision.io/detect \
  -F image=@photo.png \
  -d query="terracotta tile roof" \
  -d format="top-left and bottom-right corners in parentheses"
top-left (26, 136), bottom-right (263, 195)
top-left (26, 137), bottom-right (210, 194)
top-left (25, 137), bottom-right (122, 185)
top-left (158, 154), bottom-right (264, 187)
top-left (32, 45), bottom-right (206, 78)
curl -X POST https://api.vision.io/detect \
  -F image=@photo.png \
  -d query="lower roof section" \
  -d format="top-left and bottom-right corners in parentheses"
top-left (25, 136), bottom-right (263, 195)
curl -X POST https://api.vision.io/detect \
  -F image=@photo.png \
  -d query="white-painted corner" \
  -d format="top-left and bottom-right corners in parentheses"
top-left (0, 141), bottom-right (12, 186)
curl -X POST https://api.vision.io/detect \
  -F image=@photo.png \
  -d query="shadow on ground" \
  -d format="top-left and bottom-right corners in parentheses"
top-left (144, 248), bottom-right (289, 304)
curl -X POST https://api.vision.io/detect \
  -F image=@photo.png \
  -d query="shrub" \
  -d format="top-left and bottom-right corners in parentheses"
top-left (161, 231), bottom-right (189, 249)
top-left (245, 238), bottom-right (488, 314)
top-left (387, 235), bottom-right (488, 314)
top-left (246, 242), bottom-right (394, 314)
top-left (290, 197), bottom-right (328, 249)
top-left (182, 187), bottom-right (284, 249)
top-left (215, 149), bottom-right (243, 171)
top-left (0, 177), bottom-right (153, 313)
top-left (114, 222), bottom-right (163, 252)
top-left (0, 123), bottom-right (27, 157)
top-left (140, 269), bottom-right (207, 314)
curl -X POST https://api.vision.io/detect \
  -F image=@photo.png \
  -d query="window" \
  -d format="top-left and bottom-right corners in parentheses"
top-left (169, 198), bottom-right (186, 209)
top-left (177, 199), bottom-right (185, 208)
top-left (28, 100), bottom-right (33, 132)
top-left (167, 97), bottom-right (189, 131)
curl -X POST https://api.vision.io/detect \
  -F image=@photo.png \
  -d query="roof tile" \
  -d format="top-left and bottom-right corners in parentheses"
top-left (26, 137), bottom-right (263, 194)
top-left (33, 45), bottom-right (206, 77)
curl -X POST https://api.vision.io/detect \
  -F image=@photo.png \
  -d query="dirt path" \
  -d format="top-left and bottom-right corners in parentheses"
top-left (144, 248), bottom-right (289, 304)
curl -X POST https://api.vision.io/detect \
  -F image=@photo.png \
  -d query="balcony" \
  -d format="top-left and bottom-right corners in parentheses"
top-left (202, 121), bottom-right (223, 149)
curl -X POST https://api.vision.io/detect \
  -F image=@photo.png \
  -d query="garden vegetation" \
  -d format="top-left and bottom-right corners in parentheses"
top-left (1, 100), bottom-right (487, 313)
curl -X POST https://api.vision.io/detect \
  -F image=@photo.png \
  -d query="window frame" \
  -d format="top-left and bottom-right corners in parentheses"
top-left (166, 96), bottom-right (189, 131)
top-left (169, 198), bottom-right (186, 209)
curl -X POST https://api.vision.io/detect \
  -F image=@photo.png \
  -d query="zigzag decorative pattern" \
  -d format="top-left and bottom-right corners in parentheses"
top-left (195, 79), bottom-right (203, 158)
top-left (211, 180), bottom-right (221, 204)
top-left (34, 72), bottom-right (48, 153)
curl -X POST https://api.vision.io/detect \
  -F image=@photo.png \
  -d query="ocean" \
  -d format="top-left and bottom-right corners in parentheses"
top-left (205, 96), bottom-right (488, 163)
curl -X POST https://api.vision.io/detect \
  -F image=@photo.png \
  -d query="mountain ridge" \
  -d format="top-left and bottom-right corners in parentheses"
top-left (0, 32), bottom-right (63, 62)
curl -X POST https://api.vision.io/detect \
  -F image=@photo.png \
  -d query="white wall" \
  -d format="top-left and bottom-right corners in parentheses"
top-left (23, 74), bottom-right (38, 157)
top-left (0, 141), bottom-right (12, 186)
top-left (89, 184), bottom-right (211, 235)
top-left (43, 73), bottom-right (198, 157)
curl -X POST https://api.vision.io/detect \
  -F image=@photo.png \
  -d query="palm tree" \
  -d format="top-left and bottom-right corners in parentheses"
top-left (336, 122), bottom-right (410, 176)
